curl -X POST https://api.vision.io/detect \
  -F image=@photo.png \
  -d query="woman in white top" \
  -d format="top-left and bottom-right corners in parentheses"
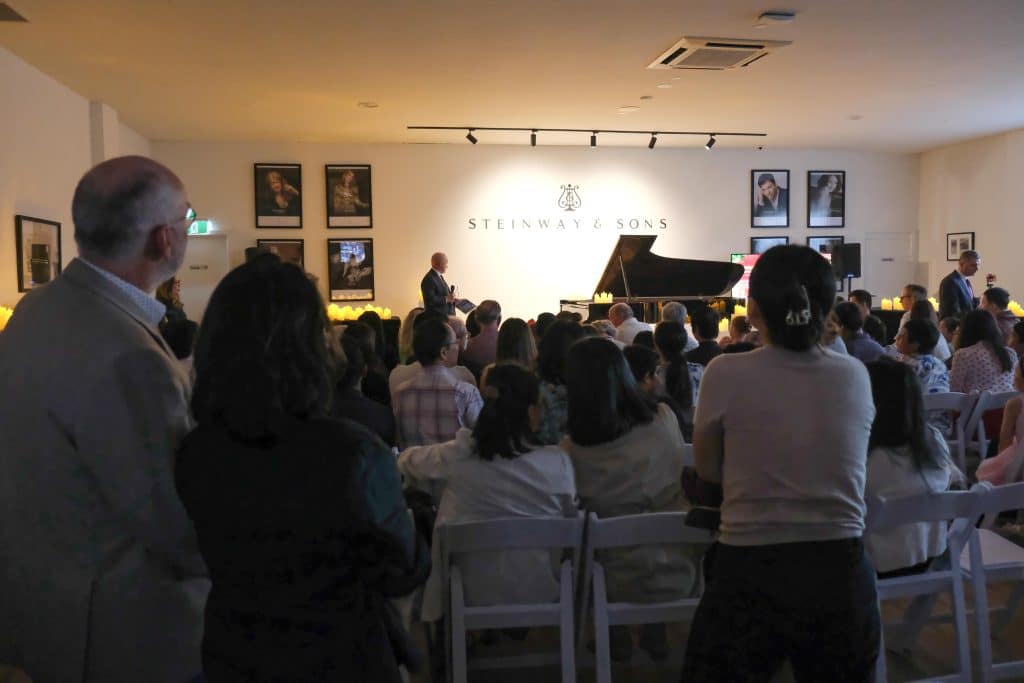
top-left (682, 245), bottom-right (880, 683)
top-left (864, 358), bottom-right (958, 575)
top-left (397, 364), bottom-right (577, 623)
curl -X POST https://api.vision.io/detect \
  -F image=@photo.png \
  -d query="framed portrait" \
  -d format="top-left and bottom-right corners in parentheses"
top-left (946, 232), bottom-right (975, 261)
top-left (256, 238), bottom-right (304, 269)
top-left (750, 235), bottom-right (788, 255)
top-left (328, 238), bottom-right (375, 301)
top-left (807, 171), bottom-right (845, 228)
top-left (325, 164), bottom-right (373, 228)
top-left (254, 163), bottom-right (302, 228)
top-left (14, 215), bottom-right (61, 292)
top-left (751, 170), bottom-right (790, 228)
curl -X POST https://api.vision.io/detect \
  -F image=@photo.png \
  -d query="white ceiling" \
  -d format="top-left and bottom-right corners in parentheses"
top-left (2, 0), bottom-right (1023, 152)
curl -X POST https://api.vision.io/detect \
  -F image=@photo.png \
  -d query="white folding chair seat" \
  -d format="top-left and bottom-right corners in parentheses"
top-left (578, 511), bottom-right (715, 683)
top-left (960, 481), bottom-right (1024, 682)
top-left (440, 514), bottom-right (583, 683)
top-left (923, 392), bottom-right (974, 472)
top-left (865, 486), bottom-right (983, 683)
top-left (964, 390), bottom-right (1020, 462)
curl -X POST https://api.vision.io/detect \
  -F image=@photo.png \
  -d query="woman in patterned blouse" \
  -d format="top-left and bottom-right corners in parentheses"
top-left (950, 310), bottom-right (1018, 394)
top-left (895, 320), bottom-right (951, 433)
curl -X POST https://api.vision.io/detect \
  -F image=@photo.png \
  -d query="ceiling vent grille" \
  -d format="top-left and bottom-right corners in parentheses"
top-left (648, 36), bottom-right (790, 71)
top-left (0, 3), bottom-right (28, 22)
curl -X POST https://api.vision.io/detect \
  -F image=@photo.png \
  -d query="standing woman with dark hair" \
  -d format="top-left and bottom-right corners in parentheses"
top-left (682, 245), bottom-right (879, 682)
top-left (397, 363), bottom-right (577, 624)
top-left (564, 337), bottom-right (695, 660)
top-left (176, 258), bottom-right (428, 683)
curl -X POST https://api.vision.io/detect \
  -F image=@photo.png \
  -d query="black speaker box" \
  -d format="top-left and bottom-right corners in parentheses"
top-left (833, 243), bottom-right (862, 279)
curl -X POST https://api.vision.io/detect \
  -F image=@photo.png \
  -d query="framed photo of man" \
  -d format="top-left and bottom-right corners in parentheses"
top-left (14, 215), bottom-right (62, 292)
top-left (946, 232), bottom-right (975, 261)
top-left (325, 164), bottom-right (373, 228)
top-left (807, 171), bottom-right (845, 228)
top-left (751, 170), bottom-right (790, 228)
top-left (254, 163), bottom-right (302, 228)
top-left (750, 236), bottom-right (788, 255)
top-left (328, 238), bottom-right (375, 301)
top-left (256, 238), bottom-right (304, 269)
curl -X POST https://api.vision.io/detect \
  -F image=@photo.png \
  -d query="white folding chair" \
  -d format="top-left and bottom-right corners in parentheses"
top-left (961, 480), bottom-right (1024, 682)
top-left (440, 514), bottom-right (583, 683)
top-left (865, 487), bottom-right (982, 683)
top-left (578, 511), bottom-right (715, 683)
top-left (923, 391), bottom-right (975, 472)
top-left (964, 390), bottom-right (1020, 461)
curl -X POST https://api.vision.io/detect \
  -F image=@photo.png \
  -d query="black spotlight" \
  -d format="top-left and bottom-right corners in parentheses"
top-left (591, 132), bottom-right (597, 148)
top-left (466, 129), bottom-right (478, 144)
top-left (705, 135), bottom-right (716, 150)
top-left (530, 130), bottom-right (537, 147)
top-left (648, 133), bottom-right (657, 149)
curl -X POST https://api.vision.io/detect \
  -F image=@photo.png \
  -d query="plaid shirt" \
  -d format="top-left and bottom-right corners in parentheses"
top-left (393, 364), bottom-right (483, 448)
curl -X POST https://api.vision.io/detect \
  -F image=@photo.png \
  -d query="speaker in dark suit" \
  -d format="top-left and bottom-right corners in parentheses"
top-left (420, 252), bottom-right (454, 317)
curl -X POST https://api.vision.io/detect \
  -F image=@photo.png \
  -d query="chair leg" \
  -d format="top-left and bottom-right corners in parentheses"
top-left (560, 562), bottom-right (576, 683)
top-left (950, 571), bottom-right (974, 682)
top-left (593, 565), bottom-right (612, 683)
top-left (451, 576), bottom-right (467, 683)
top-left (875, 596), bottom-right (889, 683)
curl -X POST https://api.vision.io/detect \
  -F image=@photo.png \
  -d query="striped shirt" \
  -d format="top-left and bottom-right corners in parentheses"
top-left (393, 364), bottom-right (483, 448)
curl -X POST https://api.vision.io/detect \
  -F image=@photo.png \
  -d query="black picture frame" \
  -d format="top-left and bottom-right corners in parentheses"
top-left (325, 164), bottom-right (373, 228)
top-left (14, 215), bottom-right (61, 292)
top-left (256, 238), bottom-right (304, 269)
top-left (807, 235), bottom-right (845, 257)
top-left (946, 232), bottom-right (975, 261)
top-left (751, 170), bottom-right (790, 228)
top-left (254, 163), bottom-right (302, 228)
top-left (807, 171), bottom-right (846, 228)
top-left (750, 235), bottom-right (788, 255)
top-left (327, 238), bottom-right (375, 301)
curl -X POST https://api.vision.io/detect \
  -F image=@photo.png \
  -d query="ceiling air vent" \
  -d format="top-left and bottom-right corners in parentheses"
top-left (648, 36), bottom-right (790, 71)
top-left (0, 3), bottom-right (28, 22)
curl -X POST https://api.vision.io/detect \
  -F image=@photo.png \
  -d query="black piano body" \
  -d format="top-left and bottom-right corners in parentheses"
top-left (560, 235), bottom-right (745, 323)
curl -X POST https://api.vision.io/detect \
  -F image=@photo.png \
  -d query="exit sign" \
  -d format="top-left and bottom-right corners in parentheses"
top-left (188, 220), bottom-right (213, 235)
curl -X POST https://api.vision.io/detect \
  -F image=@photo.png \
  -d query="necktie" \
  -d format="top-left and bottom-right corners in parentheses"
top-left (964, 277), bottom-right (974, 305)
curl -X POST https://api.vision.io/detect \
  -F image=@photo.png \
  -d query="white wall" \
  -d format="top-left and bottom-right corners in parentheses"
top-left (152, 141), bottom-right (920, 321)
top-left (918, 128), bottom-right (1024, 301)
top-left (0, 46), bottom-right (151, 307)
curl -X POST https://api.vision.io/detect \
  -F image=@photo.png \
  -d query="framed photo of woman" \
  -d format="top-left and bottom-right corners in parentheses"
top-left (254, 163), bottom-right (302, 228)
top-left (807, 171), bottom-right (845, 228)
top-left (14, 215), bottom-right (61, 292)
top-left (327, 238), bottom-right (374, 301)
top-left (325, 164), bottom-right (373, 228)
top-left (256, 239), bottom-right (304, 269)
top-left (751, 170), bottom-right (790, 228)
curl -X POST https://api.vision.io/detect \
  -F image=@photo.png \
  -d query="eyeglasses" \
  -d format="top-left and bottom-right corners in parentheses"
top-left (175, 205), bottom-right (197, 230)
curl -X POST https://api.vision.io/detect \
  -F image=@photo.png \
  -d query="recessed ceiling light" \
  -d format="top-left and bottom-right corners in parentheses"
top-left (848, 114), bottom-right (863, 120)
top-left (617, 106), bottom-right (640, 114)
top-left (357, 101), bottom-right (379, 109)
top-left (657, 83), bottom-right (672, 89)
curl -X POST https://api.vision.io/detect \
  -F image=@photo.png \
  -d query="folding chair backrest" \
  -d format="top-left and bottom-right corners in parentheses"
top-left (964, 390), bottom-right (1019, 450)
top-left (973, 480), bottom-right (1024, 526)
top-left (1006, 441), bottom-right (1024, 485)
top-left (587, 511), bottom-right (715, 549)
top-left (923, 391), bottom-right (970, 413)
top-left (865, 488), bottom-right (980, 531)
top-left (442, 515), bottom-right (583, 554)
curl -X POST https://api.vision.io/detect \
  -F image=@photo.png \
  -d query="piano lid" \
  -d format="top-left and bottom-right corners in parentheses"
top-left (594, 236), bottom-right (743, 299)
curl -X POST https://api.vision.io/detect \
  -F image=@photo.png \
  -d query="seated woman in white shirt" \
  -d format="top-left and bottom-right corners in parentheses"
top-left (397, 363), bottom-right (577, 625)
top-left (864, 358), bottom-right (959, 577)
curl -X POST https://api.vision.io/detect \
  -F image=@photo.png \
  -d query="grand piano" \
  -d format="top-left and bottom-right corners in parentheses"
top-left (560, 235), bottom-right (745, 322)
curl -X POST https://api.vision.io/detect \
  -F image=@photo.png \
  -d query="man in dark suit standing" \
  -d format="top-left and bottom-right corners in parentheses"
top-left (939, 249), bottom-right (980, 320)
top-left (421, 252), bottom-right (455, 317)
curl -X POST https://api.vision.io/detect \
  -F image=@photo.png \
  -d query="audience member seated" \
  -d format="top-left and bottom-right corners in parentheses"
top-left (940, 316), bottom-right (960, 348)
top-left (653, 321), bottom-right (702, 442)
top-left (1012, 321), bottom-right (1024, 363)
top-left (722, 341), bottom-right (757, 354)
top-left (894, 320), bottom-right (952, 434)
top-left (341, 321), bottom-right (391, 408)
top-left (950, 309), bottom-right (1019, 395)
top-left (848, 289), bottom-right (873, 320)
top-left (333, 332), bottom-right (398, 447)
top-left (834, 301), bottom-right (885, 363)
top-left (448, 315), bottom-right (470, 356)
top-left (535, 321), bottom-right (585, 445)
top-left (393, 318), bottom-right (483, 448)
top-left (388, 314), bottom-right (476, 395)
top-left (979, 361), bottom-right (1024, 484)
top-left (609, 302), bottom-right (652, 345)
top-left (908, 300), bottom-right (951, 361)
top-left (359, 309), bottom-right (399, 372)
top-left (480, 317), bottom-right (539, 388)
top-left (862, 314), bottom-right (889, 347)
top-left (555, 310), bottom-right (583, 324)
top-left (682, 245), bottom-right (879, 682)
top-left (632, 329), bottom-right (655, 349)
top-left (590, 319), bottom-right (626, 348)
top-left (981, 286), bottom-right (1017, 344)
top-left (160, 317), bottom-right (199, 367)
top-left (397, 364), bottom-right (577, 625)
top-left (462, 299), bottom-right (501, 379)
top-left (863, 359), bottom-right (958, 577)
top-left (898, 283), bottom-right (929, 329)
top-left (719, 314), bottom-right (751, 349)
top-left (660, 301), bottom-right (699, 351)
top-left (533, 311), bottom-right (557, 342)
top-left (465, 308), bottom-right (480, 337)
top-left (398, 306), bottom-right (423, 365)
top-left (685, 308), bottom-right (723, 366)
top-left (563, 337), bottom-right (695, 661)
top-left (624, 344), bottom-right (690, 439)
top-left (176, 257), bottom-right (428, 682)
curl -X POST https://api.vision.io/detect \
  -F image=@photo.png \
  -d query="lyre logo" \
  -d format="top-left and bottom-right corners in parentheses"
top-left (558, 184), bottom-right (581, 212)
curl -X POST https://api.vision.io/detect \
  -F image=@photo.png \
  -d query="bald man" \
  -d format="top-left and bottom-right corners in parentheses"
top-left (0, 156), bottom-right (208, 682)
top-left (421, 251), bottom-right (456, 317)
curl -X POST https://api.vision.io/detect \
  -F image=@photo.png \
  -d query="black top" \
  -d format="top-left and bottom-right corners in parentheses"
top-left (331, 386), bottom-right (397, 447)
top-left (685, 340), bottom-right (723, 367)
top-left (175, 416), bottom-right (429, 682)
top-left (420, 269), bottom-right (453, 317)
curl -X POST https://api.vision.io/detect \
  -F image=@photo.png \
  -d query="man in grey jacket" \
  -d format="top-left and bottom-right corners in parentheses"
top-left (0, 156), bottom-right (208, 682)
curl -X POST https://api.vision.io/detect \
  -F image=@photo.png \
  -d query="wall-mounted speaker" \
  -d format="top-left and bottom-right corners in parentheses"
top-left (833, 243), bottom-right (861, 279)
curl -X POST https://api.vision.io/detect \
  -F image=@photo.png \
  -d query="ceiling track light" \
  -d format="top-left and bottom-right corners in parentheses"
top-left (408, 126), bottom-right (766, 147)
top-left (466, 129), bottom-right (478, 144)
top-left (705, 134), bottom-right (716, 150)
top-left (648, 133), bottom-right (658, 149)
top-left (590, 132), bottom-right (597, 148)
top-left (530, 130), bottom-right (537, 147)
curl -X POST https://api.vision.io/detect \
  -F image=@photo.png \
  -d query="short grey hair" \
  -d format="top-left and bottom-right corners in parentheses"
top-left (959, 250), bottom-right (979, 261)
top-left (72, 156), bottom-right (183, 260)
top-left (590, 320), bottom-right (617, 338)
top-left (661, 301), bottom-right (687, 324)
top-left (608, 302), bottom-right (634, 321)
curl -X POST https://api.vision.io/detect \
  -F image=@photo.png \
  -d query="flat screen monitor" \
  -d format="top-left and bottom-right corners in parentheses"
top-left (730, 253), bottom-right (759, 300)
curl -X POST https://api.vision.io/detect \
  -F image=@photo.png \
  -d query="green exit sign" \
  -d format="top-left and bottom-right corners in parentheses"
top-left (188, 220), bottom-right (213, 235)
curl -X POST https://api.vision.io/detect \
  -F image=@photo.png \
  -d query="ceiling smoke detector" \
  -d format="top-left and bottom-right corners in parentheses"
top-left (647, 36), bottom-right (791, 71)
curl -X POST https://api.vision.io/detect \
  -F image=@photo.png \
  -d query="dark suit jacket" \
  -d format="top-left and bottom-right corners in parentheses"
top-left (938, 270), bottom-right (974, 320)
top-left (420, 269), bottom-right (452, 317)
top-left (332, 386), bottom-right (397, 447)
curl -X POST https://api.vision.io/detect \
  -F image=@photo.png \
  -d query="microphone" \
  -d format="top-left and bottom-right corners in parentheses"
top-left (450, 285), bottom-right (455, 294)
